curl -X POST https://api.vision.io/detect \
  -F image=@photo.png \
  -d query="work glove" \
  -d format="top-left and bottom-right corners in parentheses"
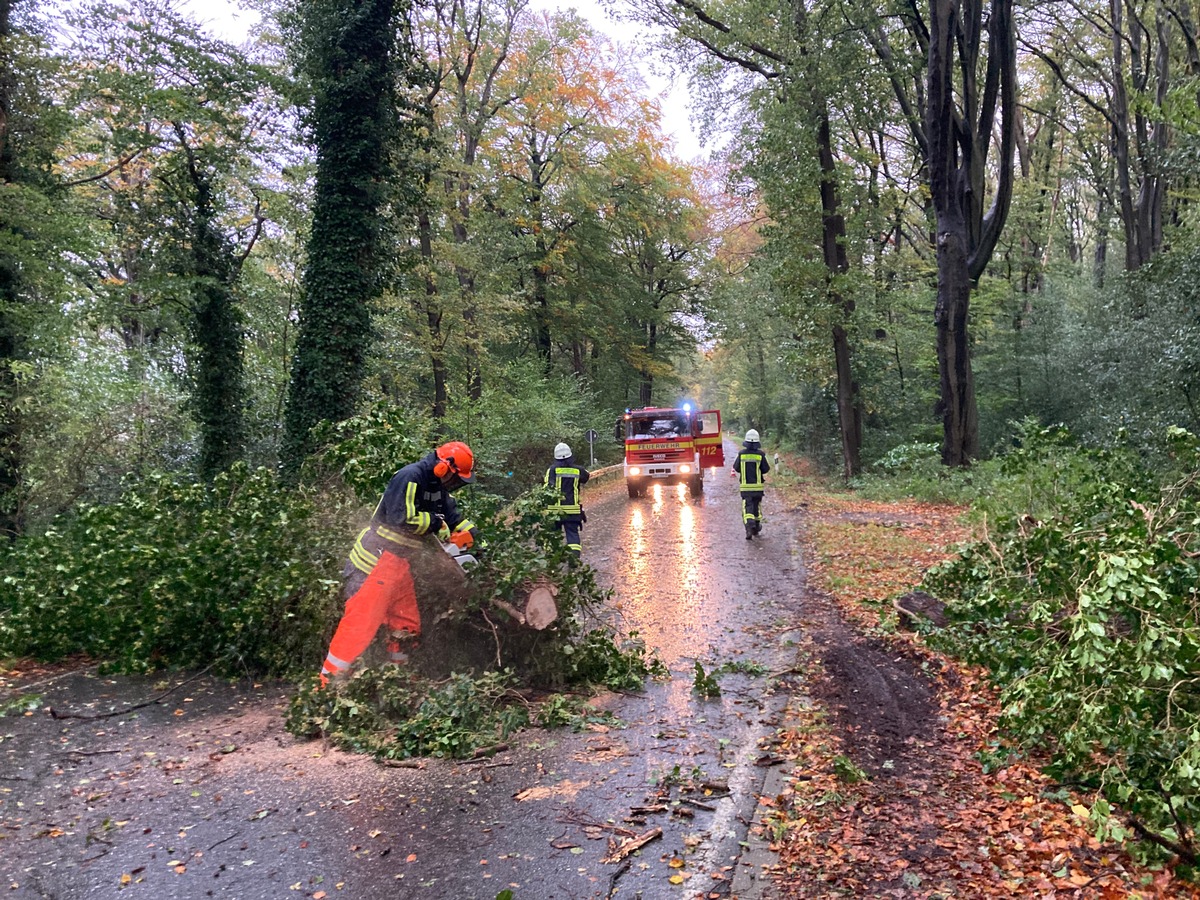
top-left (436, 519), bottom-right (451, 543)
top-left (449, 528), bottom-right (475, 551)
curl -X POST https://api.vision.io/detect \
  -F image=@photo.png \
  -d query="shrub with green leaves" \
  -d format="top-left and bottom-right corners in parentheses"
top-left (0, 463), bottom-right (345, 674)
top-left (925, 424), bottom-right (1200, 862)
top-left (286, 667), bottom-right (529, 760)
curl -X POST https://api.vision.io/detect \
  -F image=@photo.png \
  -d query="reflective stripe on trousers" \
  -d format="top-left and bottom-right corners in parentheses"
top-left (741, 493), bottom-right (763, 524)
top-left (560, 519), bottom-right (582, 558)
top-left (320, 550), bottom-right (421, 683)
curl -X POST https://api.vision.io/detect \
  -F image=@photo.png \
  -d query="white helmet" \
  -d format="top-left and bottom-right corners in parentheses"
top-left (554, 442), bottom-right (572, 460)
top-left (745, 429), bottom-right (760, 443)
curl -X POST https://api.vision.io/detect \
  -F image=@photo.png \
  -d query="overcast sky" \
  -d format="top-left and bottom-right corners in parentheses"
top-left (179, 0), bottom-right (704, 159)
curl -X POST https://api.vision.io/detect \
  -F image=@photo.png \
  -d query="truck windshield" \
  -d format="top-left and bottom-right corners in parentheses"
top-left (630, 416), bottom-right (688, 439)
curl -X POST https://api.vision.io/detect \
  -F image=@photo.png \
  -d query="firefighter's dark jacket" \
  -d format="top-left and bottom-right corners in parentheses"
top-left (732, 442), bottom-right (770, 494)
top-left (545, 456), bottom-right (590, 521)
top-left (349, 452), bottom-right (474, 575)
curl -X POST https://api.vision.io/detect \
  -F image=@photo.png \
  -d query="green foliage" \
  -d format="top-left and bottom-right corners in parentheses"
top-left (654, 762), bottom-right (708, 790)
top-left (304, 403), bottom-right (429, 502)
top-left (558, 629), bottom-right (667, 693)
top-left (0, 463), bottom-right (345, 674)
top-left (391, 670), bottom-right (528, 759)
top-left (440, 363), bottom-right (615, 496)
top-left (533, 693), bottom-right (617, 730)
top-left (925, 424), bottom-right (1200, 858)
top-left (832, 755), bottom-right (869, 784)
top-left (286, 667), bottom-right (528, 759)
top-left (714, 659), bottom-right (768, 677)
top-left (692, 660), bottom-right (721, 698)
top-left (0, 692), bottom-right (42, 718)
top-left (873, 441), bottom-right (942, 473)
top-left (850, 445), bottom-right (997, 506)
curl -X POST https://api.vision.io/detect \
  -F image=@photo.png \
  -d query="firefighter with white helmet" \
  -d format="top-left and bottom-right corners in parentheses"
top-left (545, 441), bottom-right (590, 559)
top-left (731, 429), bottom-right (770, 539)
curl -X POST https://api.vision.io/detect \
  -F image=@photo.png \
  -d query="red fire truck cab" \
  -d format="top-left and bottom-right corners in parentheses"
top-left (616, 405), bottom-right (725, 498)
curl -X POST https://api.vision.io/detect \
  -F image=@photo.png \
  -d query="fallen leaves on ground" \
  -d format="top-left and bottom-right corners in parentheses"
top-left (765, 462), bottom-right (1200, 899)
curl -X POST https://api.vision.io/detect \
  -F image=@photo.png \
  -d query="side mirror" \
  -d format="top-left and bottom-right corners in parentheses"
top-left (614, 421), bottom-right (624, 442)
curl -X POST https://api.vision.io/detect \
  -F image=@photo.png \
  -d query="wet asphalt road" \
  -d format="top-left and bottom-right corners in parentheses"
top-left (1, 438), bottom-right (808, 900)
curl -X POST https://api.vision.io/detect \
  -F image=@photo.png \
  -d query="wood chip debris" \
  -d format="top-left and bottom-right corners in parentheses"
top-left (600, 827), bottom-right (662, 863)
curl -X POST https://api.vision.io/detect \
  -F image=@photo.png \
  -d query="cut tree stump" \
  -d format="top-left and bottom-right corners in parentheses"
top-left (522, 580), bottom-right (559, 630)
top-left (893, 590), bottom-right (947, 629)
top-left (399, 541), bottom-right (563, 678)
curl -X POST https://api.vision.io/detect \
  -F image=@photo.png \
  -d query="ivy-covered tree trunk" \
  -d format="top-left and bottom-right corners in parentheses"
top-left (175, 129), bottom-right (247, 480)
top-left (281, 0), bottom-right (400, 472)
top-left (0, 0), bottom-right (26, 539)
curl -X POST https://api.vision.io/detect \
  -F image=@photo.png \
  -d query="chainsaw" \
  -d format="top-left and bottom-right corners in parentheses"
top-left (442, 541), bottom-right (478, 569)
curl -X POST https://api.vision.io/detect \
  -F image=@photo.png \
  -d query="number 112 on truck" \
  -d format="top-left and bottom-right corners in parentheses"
top-left (615, 405), bottom-right (725, 498)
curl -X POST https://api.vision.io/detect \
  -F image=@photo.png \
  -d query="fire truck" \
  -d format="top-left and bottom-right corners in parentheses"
top-left (616, 405), bottom-right (725, 498)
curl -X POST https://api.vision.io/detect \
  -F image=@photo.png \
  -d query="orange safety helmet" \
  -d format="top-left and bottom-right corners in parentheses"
top-left (434, 441), bottom-right (475, 483)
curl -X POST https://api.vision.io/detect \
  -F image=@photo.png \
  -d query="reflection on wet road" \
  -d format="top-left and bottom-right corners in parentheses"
top-left (558, 438), bottom-right (807, 898)
top-left (590, 462), bottom-right (789, 671)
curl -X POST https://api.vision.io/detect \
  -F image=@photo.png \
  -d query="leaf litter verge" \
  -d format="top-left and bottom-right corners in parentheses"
top-left (756, 457), bottom-right (1199, 899)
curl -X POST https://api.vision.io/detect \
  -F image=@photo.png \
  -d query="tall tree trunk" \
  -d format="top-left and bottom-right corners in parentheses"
top-left (1109, 0), bottom-right (1170, 270)
top-left (451, 171), bottom-right (481, 400)
top-left (282, 0), bottom-right (399, 472)
top-left (533, 233), bottom-right (552, 375)
top-left (926, 0), bottom-right (1015, 465)
top-left (0, 0), bottom-right (23, 539)
top-left (934, 225), bottom-right (979, 464)
top-left (815, 112), bottom-right (862, 478)
top-left (417, 207), bottom-right (448, 419)
top-left (788, 0), bottom-right (862, 477)
top-left (176, 125), bottom-right (246, 480)
top-left (639, 319), bottom-right (657, 406)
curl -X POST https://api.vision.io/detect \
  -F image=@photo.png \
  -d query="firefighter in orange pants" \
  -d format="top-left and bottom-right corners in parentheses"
top-left (319, 441), bottom-right (480, 687)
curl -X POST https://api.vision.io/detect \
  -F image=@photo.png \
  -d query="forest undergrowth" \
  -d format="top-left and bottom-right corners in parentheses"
top-left (763, 447), bottom-right (1200, 898)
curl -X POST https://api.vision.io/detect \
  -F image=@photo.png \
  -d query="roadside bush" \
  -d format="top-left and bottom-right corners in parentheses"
top-left (0, 463), bottom-right (345, 674)
top-left (852, 439), bottom-right (996, 505)
top-left (925, 424), bottom-right (1200, 864)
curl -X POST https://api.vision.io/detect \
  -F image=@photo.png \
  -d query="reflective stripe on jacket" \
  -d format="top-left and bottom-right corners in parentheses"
top-left (545, 460), bottom-right (590, 516)
top-left (349, 524), bottom-right (426, 575)
top-left (734, 447), bottom-right (770, 492)
top-left (349, 452), bottom-right (468, 574)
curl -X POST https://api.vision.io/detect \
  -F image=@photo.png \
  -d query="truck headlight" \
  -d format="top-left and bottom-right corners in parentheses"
top-left (679, 464), bottom-right (692, 473)
top-left (629, 466), bottom-right (641, 475)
